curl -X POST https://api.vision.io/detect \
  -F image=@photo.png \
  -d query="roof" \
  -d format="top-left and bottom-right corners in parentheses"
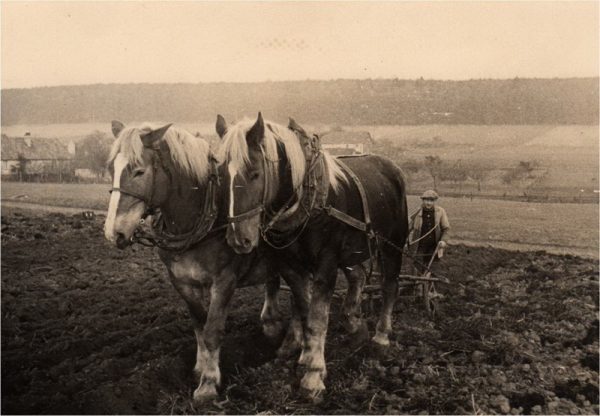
top-left (1, 135), bottom-right (76, 160)
top-left (320, 130), bottom-right (374, 145)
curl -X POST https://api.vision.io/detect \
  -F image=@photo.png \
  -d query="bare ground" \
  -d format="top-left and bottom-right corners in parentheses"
top-left (1, 212), bottom-right (598, 414)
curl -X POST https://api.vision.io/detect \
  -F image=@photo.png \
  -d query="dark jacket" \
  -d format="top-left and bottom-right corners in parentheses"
top-left (408, 206), bottom-right (450, 244)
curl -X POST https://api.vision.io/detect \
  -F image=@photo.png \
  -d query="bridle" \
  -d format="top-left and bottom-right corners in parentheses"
top-left (226, 145), bottom-right (273, 224)
top-left (110, 144), bottom-right (222, 252)
top-left (226, 130), bottom-right (326, 248)
top-left (109, 149), bottom-right (164, 218)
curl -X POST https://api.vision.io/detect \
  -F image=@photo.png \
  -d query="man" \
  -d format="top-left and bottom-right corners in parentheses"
top-left (408, 190), bottom-right (450, 274)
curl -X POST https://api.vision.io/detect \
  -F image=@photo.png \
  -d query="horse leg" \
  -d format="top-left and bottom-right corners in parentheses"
top-left (166, 271), bottom-right (209, 381)
top-left (298, 255), bottom-right (338, 399)
top-left (277, 264), bottom-right (311, 358)
top-left (341, 265), bottom-right (366, 334)
top-left (260, 273), bottom-right (284, 340)
top-left (372, 253), bottom-right (402, 346)
top-left (193, 276), bottom-right (236, 402)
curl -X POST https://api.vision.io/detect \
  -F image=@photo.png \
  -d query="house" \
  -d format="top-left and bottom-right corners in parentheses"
top-left (1, 134), bottom-right (77, 180)
top-left (319, 130), bottom-right (374, 156)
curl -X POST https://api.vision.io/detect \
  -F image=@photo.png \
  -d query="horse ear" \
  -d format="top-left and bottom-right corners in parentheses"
top-left (247, 112), bottom-right (264, 148)
top-left (288, 117), bottom-right (307, 136)
top-left (111, 120), bottom-right (125, 138)
top-left (140, 123), bottom-right (172, 148)
top-left (215, 114), bottom-right (228, 139)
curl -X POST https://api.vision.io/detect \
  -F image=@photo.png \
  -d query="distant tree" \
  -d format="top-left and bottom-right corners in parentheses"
top-left (502, 160), bottom-right (539, 185)
top-left (401, 158), bottom-right (422, 175)
top-left (464, 162), bottom-right (489, 191)
top-left (76, 131), bottom-right (113, 180)
top-left (440, 160), bottom-right (469, 191)
top-left (424, 155), bottom-right (443, 189)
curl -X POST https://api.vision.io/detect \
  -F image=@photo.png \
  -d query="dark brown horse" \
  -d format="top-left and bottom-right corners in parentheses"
top-left (216, 113), bottom-right (408, 398)
top-left (103, 121), bottom-right (366, 403)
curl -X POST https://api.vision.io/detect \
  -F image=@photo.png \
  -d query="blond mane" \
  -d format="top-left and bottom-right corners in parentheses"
top-left (108, 123), bottom-right (210, 182)
top-left (216, 118), bottom-right (345, 192)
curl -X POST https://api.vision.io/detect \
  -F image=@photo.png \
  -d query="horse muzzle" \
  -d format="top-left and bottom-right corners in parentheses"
top-left (226, 227), bottom-right (256, 254)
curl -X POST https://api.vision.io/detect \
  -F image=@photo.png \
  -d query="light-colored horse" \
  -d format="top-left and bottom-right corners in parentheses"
top-left (104, 121), bottom-right (287, 401)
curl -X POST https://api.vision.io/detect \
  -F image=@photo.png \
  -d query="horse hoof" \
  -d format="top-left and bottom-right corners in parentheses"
top-left (300, 372), bottom-right (326, 403)
top-left (371, 332), bottom-right (390, 347)
top-left (262, 320), bottom-right (285, 340)
top-left (193, 383), bottom-right (218, 403)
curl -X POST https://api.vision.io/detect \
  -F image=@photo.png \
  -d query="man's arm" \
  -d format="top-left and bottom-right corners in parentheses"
top-left (438, 207), bottom-right (450, 244)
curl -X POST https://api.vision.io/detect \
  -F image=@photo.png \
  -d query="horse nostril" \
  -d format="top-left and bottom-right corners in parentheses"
top-left (242, 238), bottom-right (252, 248)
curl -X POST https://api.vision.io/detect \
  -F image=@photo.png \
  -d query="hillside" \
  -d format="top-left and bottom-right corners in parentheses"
top-left (2, 78), bottom-right (598, 126)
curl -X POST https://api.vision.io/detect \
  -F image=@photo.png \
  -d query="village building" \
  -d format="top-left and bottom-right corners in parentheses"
top-left (319, 130), bottom-right (374, 156)
top-left (1, 134), bottom-right (77, 181)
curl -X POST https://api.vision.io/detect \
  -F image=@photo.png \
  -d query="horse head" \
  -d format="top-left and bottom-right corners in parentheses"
top-left (216, 113), bottom-right (312, 254)
top-left (104, 121), bottom-right (211, 249)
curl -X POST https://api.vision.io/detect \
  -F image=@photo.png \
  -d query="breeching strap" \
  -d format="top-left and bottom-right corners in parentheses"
top-left (325, 158), bottom-right (372, 234)
top-left (323, 158), bottom-right (377, 276)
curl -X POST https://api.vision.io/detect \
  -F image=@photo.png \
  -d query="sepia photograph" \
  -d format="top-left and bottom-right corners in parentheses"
top-left (1, 1), bottom-right (598, 414)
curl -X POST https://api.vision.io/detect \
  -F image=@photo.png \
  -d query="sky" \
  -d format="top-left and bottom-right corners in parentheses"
top-left (1, 1), bottom-right (598, 89)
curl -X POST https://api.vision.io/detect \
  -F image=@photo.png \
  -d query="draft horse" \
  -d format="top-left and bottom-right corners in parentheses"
top-left (217, 113), bottom-right (409, 398)
top-left (103, 121), bottom-right (289, 402)
top-left (103, 121), bottom-right (367, 402)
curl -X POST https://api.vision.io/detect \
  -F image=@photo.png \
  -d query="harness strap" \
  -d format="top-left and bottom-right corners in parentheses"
top-left (323, 158), bottom-right (377, 277)
top-left (334, 158), bottom-right (372, 232)
top-left (263, 151), bottom-right (324, 232)
top-left (228, 206), bottom-right (264, 223)
top-left (323, 206), bottom-right (367, 231)
top-left (131, 154), bottom-right (221, 253)
top-left (109, 187), bottom-right (149, 204)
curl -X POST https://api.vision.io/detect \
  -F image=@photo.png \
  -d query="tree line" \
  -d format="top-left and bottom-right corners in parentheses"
top-left (371, 139), bottom-right (540, 193)
top-left (2, 77), bottom-right (598, 125)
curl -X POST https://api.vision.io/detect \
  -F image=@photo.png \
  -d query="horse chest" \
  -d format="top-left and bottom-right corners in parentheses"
top-left (163, 254), bottom-right (213, 287)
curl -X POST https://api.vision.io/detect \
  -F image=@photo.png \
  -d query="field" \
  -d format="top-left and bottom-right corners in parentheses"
top-left (356, 125), bottom-right (598, 198)
top-left (2, 182), bottom-right (110, 210)
top-left (1, 211), bottom-right (598, 414)
top-left (3, 123), bottom-right (598, 199)
top-left (2, 182), bottom-right (598, 258)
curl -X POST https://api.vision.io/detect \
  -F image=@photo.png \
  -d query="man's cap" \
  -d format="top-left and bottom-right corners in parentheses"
top-left (421, 190), bottom-right (439, 200)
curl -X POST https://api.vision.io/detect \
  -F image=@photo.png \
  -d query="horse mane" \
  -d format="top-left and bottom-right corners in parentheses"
top-left (216, 118), bottom-right (345, 192)
top-left (107, 123), bottom-right (210, 183)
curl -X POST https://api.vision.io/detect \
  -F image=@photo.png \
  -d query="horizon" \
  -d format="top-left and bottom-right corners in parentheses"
top-left (2, 2), bottom-right (598, 89)
top-left (2, 75), bottom-right (599, 91)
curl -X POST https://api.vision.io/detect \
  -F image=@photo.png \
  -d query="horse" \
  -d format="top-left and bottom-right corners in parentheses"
top-left (103, 121), bottom-right (292, 402)
top-left (103, 120), bottom-right (367, 403)
top-left (216, 113), bottom-right (409, 399)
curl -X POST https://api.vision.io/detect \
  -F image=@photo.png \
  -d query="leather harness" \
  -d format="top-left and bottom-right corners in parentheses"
top-left (110, 146), bottom-right (222, 252)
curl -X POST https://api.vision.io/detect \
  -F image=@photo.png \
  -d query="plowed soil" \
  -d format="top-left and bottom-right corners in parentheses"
top-left (1, 212), bottom-right (598, 414)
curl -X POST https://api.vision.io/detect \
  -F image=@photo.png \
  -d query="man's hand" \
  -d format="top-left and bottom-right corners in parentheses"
top-left (438, 241), bottom-right (447, 249)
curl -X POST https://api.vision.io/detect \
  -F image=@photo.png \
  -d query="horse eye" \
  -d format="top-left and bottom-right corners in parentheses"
top-left (133, 169), bottom-right (145, 177)
top-left (249, 171), bottom-right (259, 180)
